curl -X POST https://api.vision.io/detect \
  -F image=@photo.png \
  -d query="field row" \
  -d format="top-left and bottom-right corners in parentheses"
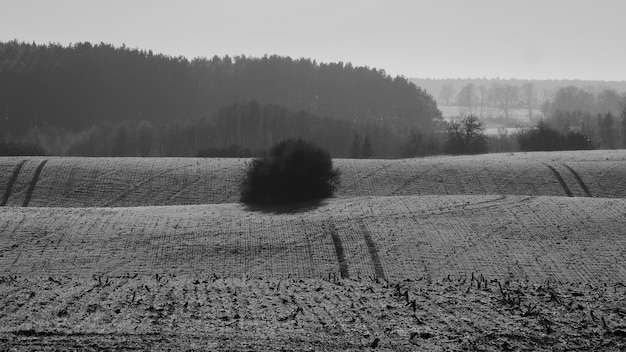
top-left (1, 150), bottom-right (625, 207)
top-left (1, 276), bottom-right (624, 351)
top-left (1, 195), bottom-right (625, 284)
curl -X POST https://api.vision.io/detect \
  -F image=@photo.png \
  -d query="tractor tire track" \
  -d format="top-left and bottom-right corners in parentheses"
top-left (562, 163), bottom-right (592, 197)
top-left (22, 160), bottom-right (48, 207)
top-left (543, 163), bottom-right (573, 197)
top-left (327, 222), bottom-right (349, 279)
top-left (1, 160), bottom-right (26, 206)
top-left (359, 222), bottom-right (386, 280)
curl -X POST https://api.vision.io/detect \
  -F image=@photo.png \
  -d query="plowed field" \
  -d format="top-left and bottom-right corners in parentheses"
top-left (1, 195), bottom-right (625, 283)
top-left (1, 151), bottom-right (626, 350)
top-left (1, 150), bottom-right (625, 207)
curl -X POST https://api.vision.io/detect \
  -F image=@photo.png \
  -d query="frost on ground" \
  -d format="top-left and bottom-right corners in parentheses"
top-left (1, 195), bottom-right (625, 283)
top-left (1, 276), bottom-right (625, 351)
top-left (2, 150), bottom-right (626, 207)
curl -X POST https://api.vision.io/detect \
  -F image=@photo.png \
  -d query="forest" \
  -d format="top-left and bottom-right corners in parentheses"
top-left (0, 41), bottom-right (441, 158)
top-left (2, 41), bottom-right (626, 158)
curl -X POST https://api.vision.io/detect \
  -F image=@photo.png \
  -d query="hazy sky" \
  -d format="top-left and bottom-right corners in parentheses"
top-left (2, 0), bottom-right (625, 81)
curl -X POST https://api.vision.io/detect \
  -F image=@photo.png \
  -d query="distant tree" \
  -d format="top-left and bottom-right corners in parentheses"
top-left (197, 145), bottom-right (255, 158)
top-left (553, 86), bottom-right (595, 114)
top-left (438, 83), bottom-right (455, 105)
top-left (517, 121), bottom-right (593, 151)
top-left (487, 127), bottom-right (518, 153)
top-left (350, 134), bottom-right (362, 158)
top-left (596, 88), bottom-right (622, 116)
top-left (361, 136), bottom-right (374, 158)
top-left (0, 41), bottom-right (442, 141)
top-left (540, 88), bottom-right (554, 119)
top-left (402, 129), bottom-right (444, 157)
top-left (240, 139), bottom-right (340, 205)
top-left (598, 112), bottom-right (616, 149)
top-left (517, 122), bottom-right (561, 151)
top-left (0, 142), bottom-right (48, 156)
top-left (520, 82), bottom-right (537, 120)
top-left (489, 83), bottom-right (519, 119)
top-left (444, 115), bottom-right (487, 154)
top-left (477, 85), bottom-right (488, 118)
top-left (621, 107), bottom-right (626, 148)
top-left (457, 83), bottom-right (478, 116)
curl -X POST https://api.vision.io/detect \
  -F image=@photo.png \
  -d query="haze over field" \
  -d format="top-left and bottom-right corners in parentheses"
top-left (1, 0), bottom-right (625, 81)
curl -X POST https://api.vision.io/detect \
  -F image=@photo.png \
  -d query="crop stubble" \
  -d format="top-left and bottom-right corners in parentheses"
top-left (2, 151), bottom-right (626, 350)
top-left (1, 276), bottom-right (625, 351)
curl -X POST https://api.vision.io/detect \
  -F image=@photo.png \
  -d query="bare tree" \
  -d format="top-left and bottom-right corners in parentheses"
top-left (489, 83), bottom-right (519, 119)
top-left (540, 88), bottom-right (554, 119)
top-left (438, 83), bottom-right (455, 105)
top-left (457, 83), bottom-right (477, 116)
top-left (520, 82), bottom-right (537, 120)
top-left (444, 115), bottom-right (487, 154)
top-left (478, 85), bottom-right (487, 118)
top-left (596, 87), bottom-right (621, 115)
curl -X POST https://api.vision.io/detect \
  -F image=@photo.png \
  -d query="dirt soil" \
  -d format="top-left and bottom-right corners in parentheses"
top-left (2, 152), bottom-right (626, 350)
top-left (1, 276), bottom-right (626, 351)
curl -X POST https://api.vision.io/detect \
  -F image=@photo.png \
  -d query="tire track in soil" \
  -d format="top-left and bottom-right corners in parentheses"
top-left (22, 160), bottom-right (48, 207)
top-left (1, 159), bottom-right (26, 206)
top-left (359, 222), bottom-right (386, 280)
top-left (543, 163), bottom-right (573, 197)
top-left (561, 163), bottom-right (593, 197)
top-left (327, 222), bottom-right (349, 279)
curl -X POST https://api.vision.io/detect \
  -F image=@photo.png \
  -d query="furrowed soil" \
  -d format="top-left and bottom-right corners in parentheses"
top-left (1, 151), bottom-right (626, 350)
top-left (2, 276), bottom-right (625, 351)
top-left (1, 150), bottom-right (625, 207)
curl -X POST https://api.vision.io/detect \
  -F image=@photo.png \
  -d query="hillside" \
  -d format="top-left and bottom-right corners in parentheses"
top-left (1, 194), bottom-right (625, 284)
top-left (1, 151), bottom-right (625, 207)
top-left (2, 152), bottom-right (626, 350)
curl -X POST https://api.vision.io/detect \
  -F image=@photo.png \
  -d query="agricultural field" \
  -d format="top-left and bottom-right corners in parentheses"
top-left (1, 150), bottom-right (626, 207)
top-left (1, 150), bottom-right (626, 350)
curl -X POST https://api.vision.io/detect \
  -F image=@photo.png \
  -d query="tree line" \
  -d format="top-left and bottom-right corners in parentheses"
top-left (0, 41), bottom-right (441, 146)
top-left (16, 101), bottom-right (425, 158)
top-left (3, 41), bottom-right (625, 158)
top-left (439, 82), bottom-right (624, 122)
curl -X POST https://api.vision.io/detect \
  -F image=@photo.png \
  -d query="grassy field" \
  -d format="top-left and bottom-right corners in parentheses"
top-left (1, 150), bottom-right (626, 350)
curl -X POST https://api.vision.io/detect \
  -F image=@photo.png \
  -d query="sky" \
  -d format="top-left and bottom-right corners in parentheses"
top-left (1, 0), bottom-right (625, 81)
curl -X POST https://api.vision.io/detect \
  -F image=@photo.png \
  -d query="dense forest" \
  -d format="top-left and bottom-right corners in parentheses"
top-left (0, 41), bottom-right (441, 157)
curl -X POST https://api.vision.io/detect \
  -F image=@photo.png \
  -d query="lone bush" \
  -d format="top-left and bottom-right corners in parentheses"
top-left (240, 139), bottom-right (340, 205)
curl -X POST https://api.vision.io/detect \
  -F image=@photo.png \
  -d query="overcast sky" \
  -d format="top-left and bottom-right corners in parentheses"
top-left (1, 0), bottom-right (625, 81)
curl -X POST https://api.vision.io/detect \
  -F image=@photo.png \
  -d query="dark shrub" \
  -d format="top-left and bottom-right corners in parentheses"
top-left (240, 139), bottom-right (340, 205)
top-left (444, 115), bottom-right (488, 154)
top-left (517, 121), bottom-right (593, 151)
